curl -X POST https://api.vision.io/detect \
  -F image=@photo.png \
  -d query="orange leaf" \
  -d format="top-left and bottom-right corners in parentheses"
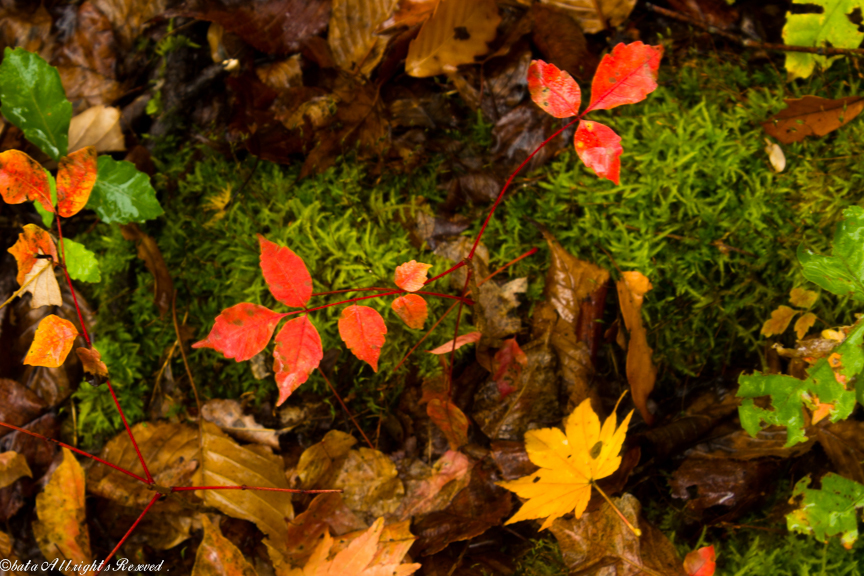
top-left (258, 234), bottom-right (313, 308)
top-left (24, 315), bottom-right (78, 368)
top-left (574, 120), bottom-right (622, 184)
top-left (8, 224), bottom-right (58, 285)
top-left (761, 305), bottom-right (797, 337)
top-left (0, 149), bottom-right (53, 213)
top-left (56, 147), bottom-right (97, 217)
top-left (586, 42), bottom-right (663, 113)
top-left (684, 545), bottom-right (716, 576)
top-left (193, 302), bottom-right (287, 362)
top-left (394, 260), bottom-right (432, 292)
top-left (617, 271), bottom-right (656, 425)
top-left (76, 347), bottom-right (108, 377)
top-left (426, 331), bottom-right (482, 354)
top-left (527, 59), bottom-right (582, 119)
top-left (338, 304), bottom-right (387, 371)
top-left (427, 399), bottom-right (470, 451)
top-left (392, 294), bottom-right (428, 329)
top-left (192, 515), bottom-right (257, 576)
top-left (273, 315), bottom-right (323, 405)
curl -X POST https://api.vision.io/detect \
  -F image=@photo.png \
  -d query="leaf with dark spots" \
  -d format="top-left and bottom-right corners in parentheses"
top-left (763, 96), bottom-right (864, 144)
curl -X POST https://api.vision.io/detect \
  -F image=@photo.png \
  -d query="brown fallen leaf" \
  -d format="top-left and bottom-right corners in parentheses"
top-left (539, 0), bottom-right (637, 34)
top-left (762, 96), bottom-right (864, 144)
top-left (617, 271), bottom-right (657, 425)
top-left (532, 4), bottom-right (597, 81)
top-left (815, 420), bottom-right (864, 484)
top-left (201, 398), bottom-right (280, 449)
top-left (32, 448), bottom-right (92, 574)
top-left (397, 451), bottom-right (473, 520)
top-left (0, 451), bottom-right (32, 489)
top-left (0, 379), bottom-right (46, 440)
top-left (378, 0), bottom-right (437, 32)
top-left (405, 0), bottom-right (501, 77)
top-left (91, 0), bottom-right (167, 50)
top-left (670, 457), bottom-right (779, 518)
top-left (120, 223), bottom-right (174, 317)
top-left (329, 0), bottom-right (398, 76)
top-left (540, 229), bottom-right (609, 325)
top-left (426, 399), bottom-right (470, 451)
top-left (192, 515), bottom-right (258, 576)
top-left (68, 105), bottom-right (125, 153)
top-left (296, 430), bottom-right (358, 489)
top-left (667, 0), bottom-right (739, 30)
top-left (329, 447), bottom-right (405, 522)
top-left (76, 347), bottom-right (108, 377)
top-left (275, 493), bottom-right (366, 565)
top-left (761, 305), bottom-right (797, 337)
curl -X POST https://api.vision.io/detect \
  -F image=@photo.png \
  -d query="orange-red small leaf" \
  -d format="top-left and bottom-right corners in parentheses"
top-left (24, 315), bottom-right (78, 368)
top-left (587, 42), bottom-right (663, 113)
top-left (338, 304), bottom-right (387, 372)
top-left (427, 399), bottom-right (469, 451)
top-left (574, 120), bottom-right (622, 184)
top-left (394, 260), bottom-right (432, 292)
top-left (527, 59), bottom-right (581, 119)
top-left (684, 545), bottom-right (716, 576)
top-left (57, 147), bottom-right (97, 217)
top-left (0, 149), bottom-right (53, 212)
top-left (491, 338), bottom-right (528, 399)
top-left (427, 331), bottom-right (482, 354)
top-left (76, 346), bottom-right (108, 377)
top-left (273, 315), bottom-right (323, 406)
top-left (392, 294), bottom-right (428, 329)
top-left (258, 234), bottom-right (312, 308)
top-left (8, 224), bottom-right (58, 285)
top-left (192, 303), bottom-right (287, 362)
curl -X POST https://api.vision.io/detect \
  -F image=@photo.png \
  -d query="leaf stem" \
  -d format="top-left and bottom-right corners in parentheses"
top-left (0, 260), bottom-right (48, 311)
top-left (591, 481), bottom-right (642, 537)
top-left (95, 493), bottom-right (161, 574)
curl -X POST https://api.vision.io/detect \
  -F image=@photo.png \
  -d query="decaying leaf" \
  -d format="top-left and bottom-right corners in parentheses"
top-left (617, 271), bottom-right (656, 425)
top-left (539, 0), bottom-right (638, 34)
top-left (0, 451), bottom-right (32, 489)
top-left (192, 515), bottom-right (258, 576)
top-left (32, 448), bottom-right (92, 574)
top-left (24, 315), bottom-right (78, 368)
top-left (763, 96), bottom-right (864, 144)
top-left (761, 305), bottom-right (797, 337)
top-left (201, 399), bottom-right (280, 449)
top-left (274, 493), bottom-right (366, 566)
top-left (491, 338), bottom-right (527, 399)
top-left (329, 448), bottom-right (405, 522)
top-left (68, 104), bottom-right (125, 153)
top-left (329, 0), bottom-right (398, 76)
top-left (19, 258), bottom-right (62, 309)
top-left (790, 287), bottom-right (819, 309)
top-left (75, 346), bottom-right (108, 377)
top-left (405, 0), bottom-right (501, 77)
top-left (397, 451), bottom-right (473, 520)
top-left (426, 398), bottom-right (470, 451)
top-left (297, 430), bottom-right (358, 489)
top-left (8, 224), bottom-right (58, 285)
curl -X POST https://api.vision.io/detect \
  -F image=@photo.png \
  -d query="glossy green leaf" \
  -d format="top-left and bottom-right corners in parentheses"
top-left (0, 48), bottom-right (71, 160)
top-left (87, 156), bottom-right (163, 224)
top-left (63, 239), bottom-right (101, 283)
top-left (783, 0), bottom-right (864, 80)
top-left (798, 206), bottom-right (864, 302)
top-left (34, 169), bottom-right (57, 228)
top-left (738, 318), bottom-right (864, 446)
top-left (787, 473), bottom-right (864, 548)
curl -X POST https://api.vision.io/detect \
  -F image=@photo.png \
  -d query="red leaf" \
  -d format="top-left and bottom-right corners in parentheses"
top-left (427, 399), bottom-right (469, 451)
top-left (392, 294), bottom-right (428, 329)
top-left (57, 147), bottom-right (97, 217)
top-left (273, 315), bottom-right (323, 405)
top-left (574, 120), bottom-right (622, 184)
top-left (0, 150), bottom-right (53, 213)
top-left (338, 304), bottom-right (387, 372)
top-left (587, 42), bottom-right (663, 113)
top-left (394, 260), bottom-right (432, 292)
top-left (192, 303), bottom-right (287, 362)
top-left (427, 332), bottom-right (482, 355)
top-left (527, 59), bottom-right (581, 119)
top-left (24, 315), bottom-right (78, 368)
top-left (491, 338), bottom-right (527, 399)
top-left (258, 234), bottom-right (312, 308)
top-left (684, 546), bottom-right (716, 576)
top-left (8, 224), bottom-right (59, 285)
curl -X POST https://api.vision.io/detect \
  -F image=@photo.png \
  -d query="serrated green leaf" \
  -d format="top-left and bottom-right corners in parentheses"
top-left (0, 47), bottom-right (71, 160)
top-left (63, 239), bottom-right (101, 283)
top-left (783, 0), bottom-right (864, 80)
top-left (787, 473), bottom-right (864, 548)
top-left (87, 156), bottom-right (163, 224)
top-left (798, 206), bottom-right (864, 302)
top-left (738, 318), bottom-right (864, 446)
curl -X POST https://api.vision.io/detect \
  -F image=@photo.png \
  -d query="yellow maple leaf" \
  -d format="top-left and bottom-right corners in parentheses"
top-left (497, 397), bottom-right (633, 531)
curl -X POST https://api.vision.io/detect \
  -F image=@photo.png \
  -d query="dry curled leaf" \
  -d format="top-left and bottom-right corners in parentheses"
top-left (329, 0), bottom-right (398, 76)
top-left (617, 271), bottom-right (656, 424)
top-left (763, 96), bottom-right (864, 144)
top-left (75, 347), bottom-right (108, 377)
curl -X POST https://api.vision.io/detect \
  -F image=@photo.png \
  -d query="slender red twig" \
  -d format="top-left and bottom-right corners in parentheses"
top-left (95, 493), bottom-right (161, 575)
top-left (312, 286), bottom-right (473, 305)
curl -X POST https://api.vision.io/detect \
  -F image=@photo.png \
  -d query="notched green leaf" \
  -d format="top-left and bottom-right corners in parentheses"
top-left (798, 206), bottom-right (864, 302)
top-left (787, 473), bottom-right (864, 548)
top-left (87, 156), bottom-right (163, 224)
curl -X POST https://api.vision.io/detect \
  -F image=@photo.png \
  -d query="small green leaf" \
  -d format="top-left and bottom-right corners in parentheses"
top-left (738, 318), bottom-right (864, 446)
top-left (34, 169), bottom-right (57, 227)
top-left (63, 239), bottom-right (101, 283)
top-left (783, 0), bottom-right (864, 80)
top-left (787, 473), bottom-right (864, 548)
top-left (0, 47), bottom-right (71, 160)
top-left (798, 206), bottom-right (864, 302)
top-left (87, 156), bottom-right (163, 224)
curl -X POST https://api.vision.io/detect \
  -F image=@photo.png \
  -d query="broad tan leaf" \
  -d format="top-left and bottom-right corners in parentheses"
top-left (0, 451), bottom-right (32, 489)
top-left (21, 258), bottom-right (62, 309)
top-left (538, 0), bottom-right (637, 34)
top-left (617, 271), bottom-right (657, 425)
top-left (297, 430), bottom-right (358, 489)
top-left (201, 399), bottom-right (279, 449)
top-left (33, 448), bottom-right (92, 573)
top-left (68, 105), bottom-right (125, 153)
top-left (330, 448), bottom-right (405, 521)
top-left (405, 0), bottom-right (500, 77)
top-left (192, 515), bottom-right (258, 576)
top-left (329, 0), bottom-right (398, 77)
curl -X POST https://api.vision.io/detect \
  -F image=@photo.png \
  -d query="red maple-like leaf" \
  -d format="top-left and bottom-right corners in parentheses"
top-left (273, 315), bottom-right (323, 405)
top-left (57, 147), bottom-right (97, 217)
top-left (394, 260), bottom-right (432, 292)
top-left (192, 302), bottom-right (287, 362)
top-left (491, 338), bottom-right (528, 399)
top-left (574, 121), bottom-right (622, 184)
top-left (8, 224), bottom-right (58, 285)
top-left (587, 42), bottom-right (663, 113)
top-left (527, 60), bottom-right (581, 119)
top-left (392, 294), bottom-right (428, 329)
top-left (258, 234), bottom-right (313, 308)
top-left (338, 304), bottom-right (387, 372)
top-left (684, 546), bottom-right (716, 576)
top-left (0, 150), bottom-right (53, 213)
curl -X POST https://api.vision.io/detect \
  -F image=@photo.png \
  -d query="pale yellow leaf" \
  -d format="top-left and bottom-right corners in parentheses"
top-left (0, 451), bottom-right (32, 489)
top-left (22, 258), bottom-right (62, 309)
top-left (68, 105), bottom-right (125, 153)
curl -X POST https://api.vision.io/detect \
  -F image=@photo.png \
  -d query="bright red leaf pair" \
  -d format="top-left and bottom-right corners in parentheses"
top-left (0, 147), bottom-right (97, 216)
top-left (527, 42), bottom-right (663, 184)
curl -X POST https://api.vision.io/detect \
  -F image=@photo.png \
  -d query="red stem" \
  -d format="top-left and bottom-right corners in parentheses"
top-left (425, 260), bottom-right (466, 286)
top-left (172, 486), bottom-right (342, 494)
top-left (311, 286), bottom-right (472, 305)
top-left (96, 493), bottom-right (161, 574)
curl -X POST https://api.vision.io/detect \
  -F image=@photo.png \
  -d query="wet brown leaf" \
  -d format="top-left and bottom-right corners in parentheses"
top-left (762, 96), bottom-right (864, 144)
top-left (277, 493), bottom-right (366, 564)
top-left (91, 0), bottom-right (167, 50)
top-left (0, 3), bottom-right (53, 58)
top-left (76, 347), bottom-right (108, 377)
top-left (120, 223), bottom-right (174, 317)
top-left (426, 399), bottom-right (470, 451)
top-left (378, 0), bottom-right (437, 32)
top-left (532, 4), bottom-right (597, 81)
top-left (491, 101), bottom-right (570, 173)
top-left (0, 451), bottom-right (32, 489)
top-left (670, 457), bottom-right (778, 516)
top-left (541, 229), bottom-right (609, 326)
top-left (397, 451), bottom-right (473, 520)
top-left (68, 105), bottom-right (125, 153)
top-left (667, 0), bottom-right (739, 30)
top-left (0, 414), bottom-right (58, 521)
top-left (687, 427), bottom-right (814, 461)
top-left (201, 398), bottom-right (280, 449)
top-left (296, 430), bottom-right (357, 489)
top-left (538, 0), bottom-right (637, 34)
top-left (192, 515), bottom-right (258, 576)
top-left (329, 447), bottom-right (405, 522)
top-left (489, 440), bottom-right (536, 480)
top-left (0, 379), bottom-right (46, 440)
top-left (474, 276), bottom-right (527, 343)
top-left (551, 494), bottom-right (686, 576)
top-left (617, 272), bottom-right (656, 425)
top-left (329, 0), bottom-right (398, 76)
top-left (815, 420), bottom-right (864, 484)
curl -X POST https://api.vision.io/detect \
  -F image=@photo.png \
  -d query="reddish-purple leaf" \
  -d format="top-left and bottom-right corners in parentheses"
top-left (527, 59), bottom-right (582, 119)
top-left (427, 399), bottom-right (469, 451)
top-left (392, 294), bottom-right (428, 330)
top-left (586, 42), bottom-right (663, 113)
top-left (258, 234), bottom-right (312, 308)
top-left (338, 305), bottom-right (387, 372)
top-left (273, 315), bottom-right (323, 406)
top-left (491, 338), bottom-right (528, 399)
top-left (574, 120), bottom-right (622, 184)
top-left (192, 303), bottom-right (287, 362)
top-left (0, 150), bottom-right (53, 213)
top-left (394, 260), bottom-right (432, 292)
top-left (427, 332), bottom-right (482, 355)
